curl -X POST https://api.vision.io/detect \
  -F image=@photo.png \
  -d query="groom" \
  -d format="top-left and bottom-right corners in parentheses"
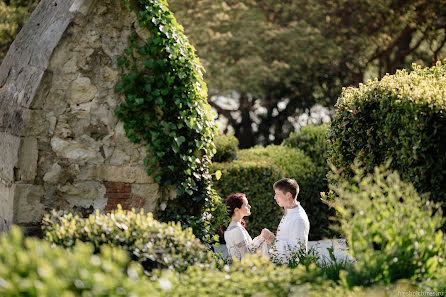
top-left (263, 178), bottom-right (310, 264)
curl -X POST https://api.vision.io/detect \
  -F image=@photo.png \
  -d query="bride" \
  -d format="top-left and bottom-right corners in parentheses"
top-left (222, 193), bottom-right (273, 260)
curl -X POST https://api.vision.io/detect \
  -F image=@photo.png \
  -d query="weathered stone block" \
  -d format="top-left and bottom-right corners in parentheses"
top-left (17, 137), bottom-right (38, 182)
top-left (82, 165), bottom-right (153, 184)
top-left (43, 162), bottom-right (62, 183)
top-left (57, 181), bottom-right (107, 210)
top-left (12, 184), bottom-right (45, 224)
top-left (51, 136), bottom-right (97, 161)
top-left (132, 183), bottom-right (159, 213)
top-left (0, 183), bottom-right (14, 227)
top-left (0, 133), bottom-right (20, 184)
top-left (70, 76), bottom-right (97, 104)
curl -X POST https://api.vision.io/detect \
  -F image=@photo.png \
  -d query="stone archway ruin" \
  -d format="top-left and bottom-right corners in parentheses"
top-left (0, 0), bottom-right (160, 234)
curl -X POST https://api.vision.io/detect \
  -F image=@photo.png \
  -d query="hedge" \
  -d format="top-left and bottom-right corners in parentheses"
top-left (283, 123), bottom-right (330, 168)
top-left (213, 134), bottom-right (239, 163)
top-left (0, 226), bottom-right (159, 297)
top-left (328, 63), bottom-right (446, 209)
top-left (42, 207), bottom-right (213, 272)
top-left (1, 217), bottom-right (436, 296)
top-left (323, 163), bottom-right (446, 288)
top-left (237, 145), bottom-right (334, 240)
top-left (212, 145), bottom-right (333, 240)
top-left (0, 228), bottom-right (424, 297)
top-left (211, 159), bottom-right (282, 239)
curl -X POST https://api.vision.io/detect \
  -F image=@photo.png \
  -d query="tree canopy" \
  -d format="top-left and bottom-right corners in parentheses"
top-left (169, 0), bottom-right (446, 147)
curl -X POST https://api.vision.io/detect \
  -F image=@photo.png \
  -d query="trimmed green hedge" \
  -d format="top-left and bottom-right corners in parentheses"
top-left (212, 159), bottom-right (282, 238)
top-left (213, 134), bottom-right (239, 162)
top-left (328, 63), bottom-right (446, 208)
top-left (324, 163), bottom-right (446, 288)
top-left (43, 207), bottom-right (213, 272)
top-left (238, 145), bottom-right (333, 240)
top-left (0, 226), bottom-right (158, 297)
top-left (283, 123), bottom-right (330, 168)
top-left (213, 145), bottom-right (333, 240)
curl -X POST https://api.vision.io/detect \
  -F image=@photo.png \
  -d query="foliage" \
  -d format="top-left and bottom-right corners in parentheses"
top-left (283, 123), bottom-right (330, 168)
top-left (213, 134), bottom-right (238, 163)
top-left (169, 0), bottom-right (446, 147)
top-left (318, 245), bottom-right (353, 283)
top-left (0, 226), bottom-right (160, 297)
top-left (237, 145), bottom-right (334, 240)
top-left (0, 227), bottom-right (431, 297)
top-left (211, 158), bottom-right (282, 239)
top-left (115, 0), bottom-right (224, 242)
top-left (157, 254), bottom-right (329, 297)
top-left (323, 163), bottom-right (445, 287)
top-left (328, 62), bottom-right (446, 209)
top-left (270, 243), bottom-right (321, 269)
top-left (0, 0), bottom-right (38, 63)
top-left (42, 207), bottom-right (214, 272)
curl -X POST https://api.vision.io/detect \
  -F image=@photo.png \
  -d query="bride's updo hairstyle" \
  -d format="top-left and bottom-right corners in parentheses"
top-left (220, 193), bottom-right (247, 234)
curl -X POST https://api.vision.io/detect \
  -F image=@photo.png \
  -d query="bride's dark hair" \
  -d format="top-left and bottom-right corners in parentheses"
top-left (220, 193), bottom-right (247, 234)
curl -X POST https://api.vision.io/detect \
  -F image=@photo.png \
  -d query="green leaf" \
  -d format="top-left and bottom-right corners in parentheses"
top-left (214, 170), bottom-right (222, 181)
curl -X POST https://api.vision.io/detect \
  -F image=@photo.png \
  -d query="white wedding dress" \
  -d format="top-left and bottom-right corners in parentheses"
top-left (224, 222), bottom-right (269, 260)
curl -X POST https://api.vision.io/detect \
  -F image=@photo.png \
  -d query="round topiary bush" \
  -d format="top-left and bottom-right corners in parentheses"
top-left (328, 63), bottom-right (446, 208)
top-left (43, 207), bottom-right (213, 272)
top-left (213, 134), bottom-right (239, 162)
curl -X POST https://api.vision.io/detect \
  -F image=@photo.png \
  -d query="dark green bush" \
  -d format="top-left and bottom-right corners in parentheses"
top-left (324, 163), bottom-right (445, 287)
top-left (236, 145), bottom-right (334, 240)
top-left (0, 226), bottom-right (158, 297)
top-left (42, 207), bottom-right (213, 272)
top-left (212, 158), bottom-right (282, 238)
top-left (213, 134), bottom-right (239, 162)
top-left (328, 63), bottom-right (446, 209)
top-left (283, 123), bottom-right (330, 168)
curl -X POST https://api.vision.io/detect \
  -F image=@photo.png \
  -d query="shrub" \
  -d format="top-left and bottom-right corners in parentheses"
top-left (42, 207), bottom-right (213, 272)
top-left (323, 163), bottom-right (445, 287)
top-left (328, 63), bottom-right (446, 208)
top-left (211, 159), bottom-right (282, 238)
top-left (156, 254), bottom-right (421, 297)
top-left (0, 226), bottom-right (158, 297)
top-left (158, 254), bottom-right (328, 297)
top-left (213, 134), bottom-right (239, 162)
top-left (283, 123), bottom-right (330, 168)
top-left (237, 145), bottom-right (334, 240)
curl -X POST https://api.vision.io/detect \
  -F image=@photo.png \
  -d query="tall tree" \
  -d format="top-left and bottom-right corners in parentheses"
top-left (169, 0), bottom-right (446, 147)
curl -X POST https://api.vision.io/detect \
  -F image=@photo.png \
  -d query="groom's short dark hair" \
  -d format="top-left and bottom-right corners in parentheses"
top-left (274, 178), bottom-right (299, 199)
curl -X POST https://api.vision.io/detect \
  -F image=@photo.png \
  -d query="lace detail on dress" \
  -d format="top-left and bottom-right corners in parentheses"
top-left (225, 224), bottom-right (269, 260)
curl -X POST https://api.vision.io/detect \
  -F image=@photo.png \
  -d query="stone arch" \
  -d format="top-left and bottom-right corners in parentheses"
top-left (0, 0), bottom-right (160, 234)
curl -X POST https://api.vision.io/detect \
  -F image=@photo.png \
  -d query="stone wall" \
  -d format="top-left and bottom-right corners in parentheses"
top-left (0, 0), bottom-right (161, 234)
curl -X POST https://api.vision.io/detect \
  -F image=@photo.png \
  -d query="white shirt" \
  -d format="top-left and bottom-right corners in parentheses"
top-left (224, 222), bottom-right (268, 260)
top-left (270, 202), bottom-right (310, 264)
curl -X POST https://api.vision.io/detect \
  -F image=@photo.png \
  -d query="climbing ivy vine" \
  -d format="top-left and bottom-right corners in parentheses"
top-left (115, 0), bottom-right (224, 242)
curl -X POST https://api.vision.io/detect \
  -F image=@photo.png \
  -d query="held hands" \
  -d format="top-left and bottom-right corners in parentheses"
top-left (261, 228), bottom-right (275, 244)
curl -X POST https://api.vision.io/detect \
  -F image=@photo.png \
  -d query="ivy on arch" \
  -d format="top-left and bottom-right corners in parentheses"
top-left (115, 0), bottom-right (224, 242)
